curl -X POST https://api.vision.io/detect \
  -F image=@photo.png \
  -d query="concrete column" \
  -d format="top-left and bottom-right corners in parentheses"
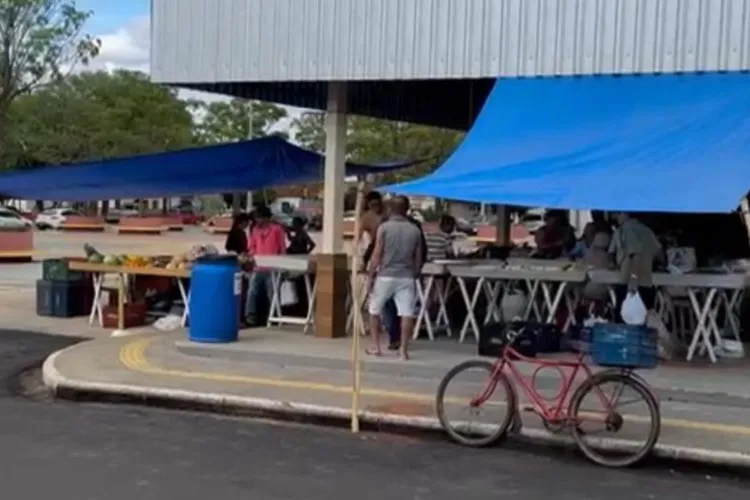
top-left (494, 205), bottom-right (511, 245)
top-left (231, 193), bottom-right (242, 214)
top-left (315, 82), bottom-right (348, 339)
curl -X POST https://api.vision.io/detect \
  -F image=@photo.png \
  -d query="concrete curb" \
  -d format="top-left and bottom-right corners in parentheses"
top-left (42, 348), bottom-right (750, 469)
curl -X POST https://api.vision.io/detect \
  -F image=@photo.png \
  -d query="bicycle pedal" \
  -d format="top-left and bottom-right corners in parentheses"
top-left (520, 405), bottom-right (535, 413)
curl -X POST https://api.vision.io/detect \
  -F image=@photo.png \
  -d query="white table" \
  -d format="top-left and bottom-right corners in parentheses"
top-left (448, 262), bottom-right (587, 343)
top-left (347, 262), bottom-right (457, 341)
top-left (254, 255), bottom-right (317, 334)
top-left (413, 262), bottom-right (453, 340)
top-left (588, 269), bottom-right (748, 363)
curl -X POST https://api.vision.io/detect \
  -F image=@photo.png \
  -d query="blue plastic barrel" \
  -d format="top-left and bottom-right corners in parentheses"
top-left (188, 255), bottom-right (240, 343)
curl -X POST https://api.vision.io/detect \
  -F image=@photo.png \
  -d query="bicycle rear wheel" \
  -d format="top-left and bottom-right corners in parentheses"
top-left (436, 360), bottom-right (516, 447)
top-left (569, 371), bottom-right (660, 467)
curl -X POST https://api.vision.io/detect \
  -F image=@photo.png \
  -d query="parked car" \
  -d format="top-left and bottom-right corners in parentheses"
top-left (35, 208), bottom-right (80, 230)
top-left (0, 207), bottom-right (34, 229)
top-left (105, 204), bottom-right (140, 223)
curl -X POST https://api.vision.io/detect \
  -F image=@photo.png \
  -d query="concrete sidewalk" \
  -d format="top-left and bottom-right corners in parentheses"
top-left (43, 328), bottom-right (750, 468)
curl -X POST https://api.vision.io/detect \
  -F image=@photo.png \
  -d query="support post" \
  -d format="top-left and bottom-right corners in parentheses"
top-left (315, 82), bottom-right (348, 339)
top-left (494, 205), bottom-right (511, 245)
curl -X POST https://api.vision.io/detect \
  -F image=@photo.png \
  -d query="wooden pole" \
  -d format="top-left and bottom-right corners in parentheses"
top-left (117, 272), bottom-right (125, 332)
top-left (349, 178), bottom-right (367, 433)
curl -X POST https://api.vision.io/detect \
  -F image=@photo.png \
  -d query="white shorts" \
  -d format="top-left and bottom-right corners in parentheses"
top-left (368, 277), bottom-right (417, 318)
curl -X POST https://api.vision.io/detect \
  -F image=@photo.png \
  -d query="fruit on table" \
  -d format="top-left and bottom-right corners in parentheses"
top-left (122, 255), bottom-right (150, 267)
top-left (83, 243), bottom-right (103, 260)
top-left (87, 254), bottom-right (104, 264)
top-left (102, 255), bottom-right (121, 266)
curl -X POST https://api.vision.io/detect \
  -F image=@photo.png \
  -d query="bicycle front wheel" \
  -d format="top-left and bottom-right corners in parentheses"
top-left (570, 371), bottom-right (661, 467)
top-left (436, 360), bottom-right (516, 447)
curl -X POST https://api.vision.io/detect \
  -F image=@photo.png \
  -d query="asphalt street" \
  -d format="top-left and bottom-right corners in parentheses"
top-left (0, 329), bottom-right (748, 500)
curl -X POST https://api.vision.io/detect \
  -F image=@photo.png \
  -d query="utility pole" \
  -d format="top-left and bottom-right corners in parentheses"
top-left (246, 101), bottom-right (254, 210)
top-left (232, 100), bottom-right (254, 214)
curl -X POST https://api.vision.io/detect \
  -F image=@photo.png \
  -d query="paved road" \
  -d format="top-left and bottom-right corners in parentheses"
top-left (1, 329), bottom-right (749, 500)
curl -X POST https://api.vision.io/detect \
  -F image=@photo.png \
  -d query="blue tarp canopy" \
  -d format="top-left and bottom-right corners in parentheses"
top-left (0, 136), bottom-right (417, 201)
top-left (385, 72), bottom-right (750, 213)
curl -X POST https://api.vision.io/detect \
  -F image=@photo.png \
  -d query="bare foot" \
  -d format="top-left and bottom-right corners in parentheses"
top-left (399, 348), bottom-right (409, 361)
top-left (365, 347), bottom-right (382, 357)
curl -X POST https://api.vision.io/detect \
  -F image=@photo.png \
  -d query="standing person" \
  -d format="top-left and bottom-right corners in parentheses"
top-left (245, 205), bottom-right (287, 326)
top-left (424, 214), bottom-right (457, 262)
top-left (286, 216), bottom-right (316, 255)
top-left (609, 212), bottom-right (661, 322)
top-left (224, 213), bottom-right (250, 254)
top-left (359, 191), bottom-right (386, 244)
top-left (366, 196), bottom-right (424, 360)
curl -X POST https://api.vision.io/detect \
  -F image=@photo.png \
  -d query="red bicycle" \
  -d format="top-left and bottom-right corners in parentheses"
top-left (435, 327), bottom-right (661, 467)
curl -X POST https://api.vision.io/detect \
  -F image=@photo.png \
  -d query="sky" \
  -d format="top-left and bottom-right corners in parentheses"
top-left (73, 0), bottom-right (287, 109)
top-left (77, 0), bottom-right (151, 74)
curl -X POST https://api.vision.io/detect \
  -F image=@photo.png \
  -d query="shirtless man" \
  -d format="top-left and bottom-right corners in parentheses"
top-left (359, 191), bottom-right (386, 244)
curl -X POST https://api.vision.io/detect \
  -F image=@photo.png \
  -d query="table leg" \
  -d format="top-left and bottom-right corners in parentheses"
top-left (178, 279), bottom-right (190, 327)
top-left (542, 282), bottom-right (568, 324)
top-left (483, 280), bottom-right (504, 324)
top-left (458, 277), bottom-right (484, 343)
top-left (303, 274), bottom-right (317, 335)
top-left (266, 271), bottom-right (282, 327)
top-left (719, 289), bottom-right (742, 342)
top-left (414, 276), bottom-right (435, 340)
top-left (686, 287), bottom-right (718, 363)
top-left (88, 272), bottom-right (104, 326)
top-left (523, 279), bottom-right (542, 321)
top-left (436, 276), bottom-right (453, 336)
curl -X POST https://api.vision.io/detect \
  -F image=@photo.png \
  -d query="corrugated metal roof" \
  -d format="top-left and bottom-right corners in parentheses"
top-left (152, 0), bottom-right (750, 83)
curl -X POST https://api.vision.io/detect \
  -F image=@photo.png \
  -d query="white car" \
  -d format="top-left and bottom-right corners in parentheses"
top-left (0, 207), bottom-right (34, 229)
top-left (35, 208), bottom-right (80, 230)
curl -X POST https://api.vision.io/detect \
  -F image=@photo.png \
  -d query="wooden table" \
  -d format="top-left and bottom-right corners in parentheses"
top-left (68, 261), bottom-right (190, 330)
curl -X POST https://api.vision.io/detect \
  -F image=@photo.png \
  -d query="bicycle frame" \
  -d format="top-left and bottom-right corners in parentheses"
top-left (471, 346), bottom-right (622, 426)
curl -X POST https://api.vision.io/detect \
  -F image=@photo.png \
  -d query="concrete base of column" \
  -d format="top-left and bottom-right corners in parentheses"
top-left (314, 253), bottom-right (348, 338)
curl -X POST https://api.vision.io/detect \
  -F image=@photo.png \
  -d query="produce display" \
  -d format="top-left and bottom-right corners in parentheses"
top-left (82, 243), bottom-right (220, 270)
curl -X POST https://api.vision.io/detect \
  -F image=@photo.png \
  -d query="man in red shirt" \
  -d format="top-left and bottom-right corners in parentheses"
top-left (245, 205), bottom-right (287, 325)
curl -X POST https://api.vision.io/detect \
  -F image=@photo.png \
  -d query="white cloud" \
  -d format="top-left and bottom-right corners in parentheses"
top-left (84, 14), bottom-right (307, 125)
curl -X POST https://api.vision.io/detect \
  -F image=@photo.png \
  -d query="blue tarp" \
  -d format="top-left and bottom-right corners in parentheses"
top-left (0, 136), bottom-right (417, 201)
top-left (385, 73), bottom-right (750, 213)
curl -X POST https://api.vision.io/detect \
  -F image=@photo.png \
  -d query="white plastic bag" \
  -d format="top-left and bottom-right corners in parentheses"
top-left (500, 290), bottom-right (527, 322)
top-left (621, 291), bottom-right (647, 325)
top-left (280, 280), bottom-right (298, 306)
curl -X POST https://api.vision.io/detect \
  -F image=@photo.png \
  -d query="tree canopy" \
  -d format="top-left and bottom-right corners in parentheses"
top-left (0, 0), bottom-right (100, 135)
top-left (190, 98), bottom-right (289, 144)
top-left (292, 112), bottom-right (463, 183)
top-left (3, 70), bottom-right (195, 167)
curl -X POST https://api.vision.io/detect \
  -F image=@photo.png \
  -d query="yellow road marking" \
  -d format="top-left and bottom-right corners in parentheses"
top-left (119, 338), bottom-right (750, 437)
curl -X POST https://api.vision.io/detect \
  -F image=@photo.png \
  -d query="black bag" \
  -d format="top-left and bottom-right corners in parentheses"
top-left (478, 321), bottom-right (562, 358)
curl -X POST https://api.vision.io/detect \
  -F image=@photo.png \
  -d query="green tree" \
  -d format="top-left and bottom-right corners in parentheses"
top-left (7, 70), bottom-right (195, 164)
top-left (190, 98), bottom-right (289, 209)
top-left (0, 0), bottom-right (100, 138)
top-left (192, 98), bottom-right (289, 144)
top-left (291, 112), bottom-right (463, 183)
top-left (292, 111), bottom-right (326, 152)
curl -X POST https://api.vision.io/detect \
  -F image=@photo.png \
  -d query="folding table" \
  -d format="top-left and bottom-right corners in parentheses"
top-left (447, 263), bottom-right (587, 343)
top-left (254, 255), bottom-right (317, 334)
top-left (588, 269), bottom-right (749, 363)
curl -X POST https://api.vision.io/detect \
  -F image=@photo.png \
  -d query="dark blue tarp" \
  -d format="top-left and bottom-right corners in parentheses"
top-left (385, 73), bottom-right (750, 213)
top-left (0, 136), bottom-right (417, 201)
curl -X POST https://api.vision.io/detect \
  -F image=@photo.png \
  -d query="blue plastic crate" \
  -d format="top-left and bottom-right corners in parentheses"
top-left (591, 323), bottom-right (658, 369)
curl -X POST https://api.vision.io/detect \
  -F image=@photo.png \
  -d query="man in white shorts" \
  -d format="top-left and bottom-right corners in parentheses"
top-left (367, 196), bottom-right (424, 360)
